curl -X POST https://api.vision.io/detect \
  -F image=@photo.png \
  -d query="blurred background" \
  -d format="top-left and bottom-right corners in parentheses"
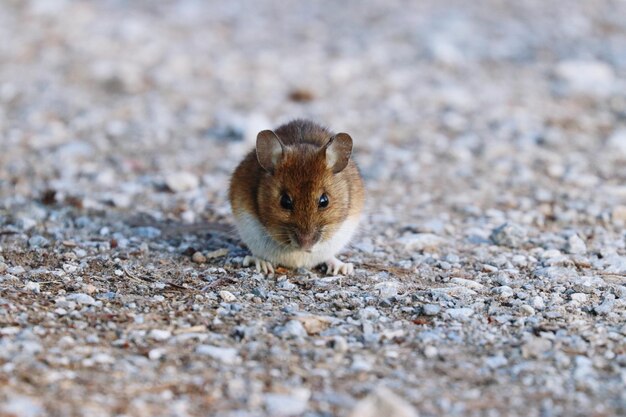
top-left (1, 0), bottom-right (625, 223)
top-left (1, 1), bottom-right (626, 416)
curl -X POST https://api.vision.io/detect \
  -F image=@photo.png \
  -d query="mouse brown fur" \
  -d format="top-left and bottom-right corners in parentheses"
top-left (229, 119), bottom-right (365, 274)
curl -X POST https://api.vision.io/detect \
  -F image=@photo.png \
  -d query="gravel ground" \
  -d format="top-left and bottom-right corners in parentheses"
top-left (1, 1), bottom-right (626, 416)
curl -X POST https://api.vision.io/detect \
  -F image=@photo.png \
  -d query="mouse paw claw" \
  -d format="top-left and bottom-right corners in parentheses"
top-left (325, 257), bottom-right (354, 275)
top-left (243, 256), bottom-right (274, 275)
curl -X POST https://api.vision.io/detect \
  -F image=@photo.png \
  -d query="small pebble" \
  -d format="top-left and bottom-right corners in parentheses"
top-left (219, 290), bottom-right (237, 302)
top-left (397, 233), bottom-right (446, 251)
top-left (8, 266), bottom-right (25, 275)
top-left (422, 304), bottom-right (441, 316)
top-left (565, 234), bottom-right (587, 255)
top-left (531, 296), bottom-right (546, 310)
top-left (165, 172), bottom-right (199, 192)
top-left (195, 345), bottom-right (239, 364)
top-left (446, 308), bottom-right (474, 321)
top-left (192, 251), bottom-right (207, 263)
top-left (148, 329), bottom-right (172, 341)
top-left (66, 293), bottom-right (96, 306)
top-left (492, 286), bottom-right (514, 298)
top-left (25, 281), bottom-right (40, 293)
top-left (264, 389), bottom-right (310, 417)
top-left (424, 345), bottom-right (438, 358)
top-left (28, 235), bottom-right (49, 248)
top-left (570, 293), bottom-right (588, 303)
top-left (490, 223), bottom-right (527, 248)
top-left (594, 294), bottom-right (615, 315)
top-left (348, 387), bottom-right (418, 417)
top-left (276, 320), bottom-right (307, 339)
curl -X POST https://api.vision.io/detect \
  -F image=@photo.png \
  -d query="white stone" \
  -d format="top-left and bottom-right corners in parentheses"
top-left (570, 293), bottom-right (588, 303)
top-left (397, 233), bottom-right (446, 251)
top-left (594, 294), bottom-right (615, 315)
top-left (531, 296), bottom-right (546, 310)
top-left (612, 205), bottom-right (626, 224)
top-left (422, 304), bottom-right (441, 316)
top-left (450, 278), bottom-right (485, 290)
top-left (8, 266), bottom-right (25, 274)
top-left (92, 353), bottom-right (115, 364)
top-left (218, 290), bottom-right (237, 302)
top-left (424, 346), bottom-right (438, 358)
top-left (432, 286), bottom-right (477, 298)
top-left (374, 281), bottom-right (399, 298)
top-left (349, 386), bottom-right (419, 417)
top-left (264, 389), bottom-right (311, 417)
top-left (446, 308), bottom-right (474, 321)
top-left (279, 320), bottom-right (308, 338)
top-left (492, 286), bottom-right (514, 298)
top-left (607, 129), bottom-right (626, 157)
top-left (66, 293), bottom-right (96, 306)
top-left (359, 306), bottom-right (381, 321)
top-left (296, 315), bottom-right (332, 335)
top-left (485, 355), bottom-right (508, 369)
top-left (165, 171), bottom-right (199, 192)
top-left (555, 60), bottom-right (615, 97)
top-left (522, 337), bottom-right (552, 358)
top-left (195, 345), bottom-right (239, 364)
top-left (597, 254), bottom-right (626, 274)
top-left (0, 394), bottom-right (44, 417)
top-left (565, 235), bottom-right (587, 255)
top-left (490, 223), bottom-right (527, 248)
top-left (148, 348), bottom-right (166, 360)
top-left (148, 329), bottom-right (172, 341)
top-left (25, 281), bottom-right (41, 293)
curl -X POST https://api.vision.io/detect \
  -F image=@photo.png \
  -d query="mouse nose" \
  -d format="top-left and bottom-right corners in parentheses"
top-left (295, 230), bottom-right (320, 250)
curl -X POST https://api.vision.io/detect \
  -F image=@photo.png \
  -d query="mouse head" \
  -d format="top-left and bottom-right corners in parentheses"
top-left (255, 129), bottom-right (353, 251)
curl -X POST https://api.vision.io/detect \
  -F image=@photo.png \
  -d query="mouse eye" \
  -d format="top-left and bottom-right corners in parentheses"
top-left (318, 193), bottom-right (329, 208)
top-left (280, 193), bottom-right (293, 210)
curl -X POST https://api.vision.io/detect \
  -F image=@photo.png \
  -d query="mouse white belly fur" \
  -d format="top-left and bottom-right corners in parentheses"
top-left (233, 211), bottom-right (360, 272)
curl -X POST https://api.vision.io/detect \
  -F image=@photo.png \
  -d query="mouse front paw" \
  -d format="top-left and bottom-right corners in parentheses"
top-left (243, 255), bottom-right (275, 274)
top-left (325, 257), bottom-right (354, 275)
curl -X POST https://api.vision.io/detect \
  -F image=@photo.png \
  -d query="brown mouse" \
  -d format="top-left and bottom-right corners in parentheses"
top-left (229, 119), bottom-right (365, 275)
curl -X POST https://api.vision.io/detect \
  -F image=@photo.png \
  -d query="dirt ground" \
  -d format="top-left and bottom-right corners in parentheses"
top-left (0, 1), bottom-right (625, 416)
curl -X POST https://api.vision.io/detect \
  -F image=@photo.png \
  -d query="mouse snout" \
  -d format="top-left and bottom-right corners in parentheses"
top-left (294, 229), bottom-right (321, 250)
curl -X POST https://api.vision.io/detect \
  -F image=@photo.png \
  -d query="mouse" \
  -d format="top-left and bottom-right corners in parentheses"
top-left (229, 119), bottom-right (365, 275)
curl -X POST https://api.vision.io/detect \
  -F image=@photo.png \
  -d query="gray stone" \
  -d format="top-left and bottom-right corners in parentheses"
top-left (132, 227), bottom-right (162, 239)
top-left (195, 345), bottom-right (239, 364)
top-left (555, 60), bottom-right (616, 97)
top-left (422, 304), bottom-right (441, 316)
top-left (276, 320), bottom-right (307, 339)
top-left (492, 286), bottom-right (514, 298)
top-left (490, 223), bottom-right (527, 248)
top-left (358, 306), bottom-right (381, 321)
top-left (375, 281), bottom-right (399, 298)
top-left (397, 233), bottom-right (446, 251)
top-left (348, 387), bottom-right (419, 417)
top-left (148, 329), bottom-right (172, 341)
top-left (594, 294), bottom-right (615, 315)
top-left (264, 389), bottom-right (310, 417)
top-left (445, 308), bottom-right (474, 321)
top-left (66, 293), bottom-right (96, 306)
top-left (28, 235), bottom-right (49, 248)
top-left (565, 234), bottom-right (587, 255)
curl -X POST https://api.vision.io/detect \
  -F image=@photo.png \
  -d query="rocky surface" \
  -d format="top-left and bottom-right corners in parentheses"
top-left (1, 1), bottom-right (625, 416)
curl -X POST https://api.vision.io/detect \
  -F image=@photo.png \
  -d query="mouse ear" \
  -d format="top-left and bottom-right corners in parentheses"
top-left (256, 130), bottom-right (284, 173)
top-left (323, 133), bottom-right (353, 174)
